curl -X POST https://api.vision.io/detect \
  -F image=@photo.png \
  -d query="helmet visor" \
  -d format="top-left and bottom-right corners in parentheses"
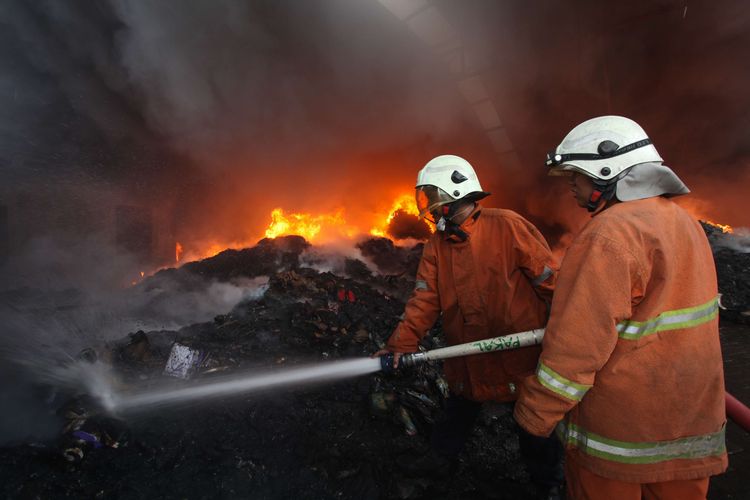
top-left (416, 185), bottom-right (454, 219)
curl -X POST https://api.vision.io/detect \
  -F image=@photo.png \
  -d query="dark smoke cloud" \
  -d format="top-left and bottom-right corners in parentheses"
top-left (110, 1), bottom-right (465, 165)
top-left (387, 209), bottom-right (431, 240)
top-left (3, 1), bottom-right (750, 281)
top-left (470, 1), bottom-right (750, 232)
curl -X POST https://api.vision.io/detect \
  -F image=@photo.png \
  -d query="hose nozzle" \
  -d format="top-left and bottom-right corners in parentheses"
top-left (379, 352), bottom-right (428, 373)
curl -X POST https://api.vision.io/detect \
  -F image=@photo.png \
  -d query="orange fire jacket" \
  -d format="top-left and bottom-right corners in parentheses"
top-left (386, 207), bottom-right (556, 402)
top-left (514, 197), bottom-right (728, 483)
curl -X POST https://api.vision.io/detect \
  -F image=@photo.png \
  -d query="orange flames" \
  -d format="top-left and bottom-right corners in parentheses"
top-left (703, 220), bottom-right (734, 234)
top-left (261, 193), bottom-right (426, 243)
top-left (130, 270), bottom-right (146, 286)
top-left (263, 208), bottom-right (357, 241)
top-left (172, 193), bottom-right (427, 266)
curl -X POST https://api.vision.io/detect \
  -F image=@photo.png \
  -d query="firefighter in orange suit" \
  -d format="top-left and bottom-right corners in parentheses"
top-left (374, 154), bottom-right (563, 497)
top-left (514, 116), bottom-right (727, 499)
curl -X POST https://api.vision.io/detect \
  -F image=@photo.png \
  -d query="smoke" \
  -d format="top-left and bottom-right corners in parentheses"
top-left (711, 229), bottom-right (750, 254)
top-left (3, 2), bottom-right (750, 305)
top-left (0, 257), bottom-right (269, 442)
top-left (107, 0), bottom-right (469, 226)
top-left (300, 243), bottom-right (368, 276)
top-left (387, 210), bottom-right (431, 240)
top-left (133, 276), bottom-right (270, 330)
top-left (118, 1), bottom-right (465, 158)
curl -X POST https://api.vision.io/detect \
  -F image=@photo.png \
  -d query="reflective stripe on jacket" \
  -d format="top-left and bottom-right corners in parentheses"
top-left (387, 207), bottom-right (556, 402)
top-left (514, 197), bottom-right (727, 483)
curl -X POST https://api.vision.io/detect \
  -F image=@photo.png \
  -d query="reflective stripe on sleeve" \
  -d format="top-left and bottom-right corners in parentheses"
top-left (616, 297), bottom-right (719, 340)
top-left (414, 280), bottom-right (429, 291)
top-left (536, 362), bottom-right (591, 402)
top-left (556, 420), bottom-right (726, 465)
top-left (532, 266), bottom-right (553, 287)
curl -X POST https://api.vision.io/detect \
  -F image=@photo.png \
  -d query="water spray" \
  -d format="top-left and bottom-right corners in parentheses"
top-left (379, 328), bottom-right (546, 372)
top-left (99, 329), bottom-right (544, 415)
top-left (109, 357), bottom-right (383, 414)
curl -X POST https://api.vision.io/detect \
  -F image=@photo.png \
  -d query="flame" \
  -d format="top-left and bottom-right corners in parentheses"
top-left (703, 220), bottom-right (734, 234)
top-left (261, 193), bottom-right (429, 242)
top-left (131, 270), bottom-right (146, 287)
top-left (264, 208), bottom-right (356, 241)
top-left (175, 193), bottom-right (428, 264)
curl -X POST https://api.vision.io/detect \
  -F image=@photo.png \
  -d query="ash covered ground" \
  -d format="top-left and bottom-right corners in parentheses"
top-left (0, 236), bottom-right (533, 500)
top-left (0, 232), bottom-right (749, 499)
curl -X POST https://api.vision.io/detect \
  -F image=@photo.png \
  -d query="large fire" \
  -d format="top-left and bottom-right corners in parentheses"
top-left (263, 193), bottom-right (429, 242)
top-left (264, 208), bottom-right (357, 241)
top-left (174, 193), bottom-right (428, 265)
top-left (153, 192), bottom-right (740, 279)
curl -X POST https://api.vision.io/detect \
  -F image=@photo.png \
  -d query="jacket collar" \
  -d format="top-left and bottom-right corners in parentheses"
top-left (444, 205), bottom-right (482, 243)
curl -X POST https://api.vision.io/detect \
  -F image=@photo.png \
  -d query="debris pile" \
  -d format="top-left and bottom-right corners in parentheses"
top-left (702, 222), bottom-right (750, 324)
top-left (0, 236), bottom-right (533, 499)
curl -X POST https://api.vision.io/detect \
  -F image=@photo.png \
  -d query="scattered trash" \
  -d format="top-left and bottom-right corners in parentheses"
top-left (72, 430), bottom-right (103, 449)
top-left (354, 328), bottom-right (369, 343)
top-left (163, 343), bottom-right (208, 379)
top-left (434, 376), bottom-right (450, 399)
top-left (119, 331), bottom-right (151, 363)
top-left (1, 236), bottom-right (548, 497)
top-left (63, 447), bottom-right (83, 462)
top-left (397, 405), bottom-right (418, 436)
top-left (702, 222), bottom-right (750, 324)
top-left (370, 392), bottom-right (396, 415)
top-left (201, 366), bottom-right (230, 375)
top-left (336, 287), bottom-right (356, 303)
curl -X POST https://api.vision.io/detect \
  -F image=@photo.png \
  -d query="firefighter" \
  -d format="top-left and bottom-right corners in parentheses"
top-left (374, 154), bottom-right (563, 497)
top-left (514, 116), bottom-right (727, 499)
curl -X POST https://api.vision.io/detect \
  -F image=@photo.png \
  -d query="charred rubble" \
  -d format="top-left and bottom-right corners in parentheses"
top-left (0, 236), bottom-right (531, 500)
top-left (701, 222), bottom-right (750, 324)
top-left (2, 227), bottom-right (748, 499)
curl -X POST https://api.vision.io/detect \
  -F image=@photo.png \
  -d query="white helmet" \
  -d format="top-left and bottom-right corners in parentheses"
top-left (546, 116), bottom-right (689, 211)
top-left (546, 115), bottom-right (662, 180)
top-left (415, 155), bottom-right (489, 218)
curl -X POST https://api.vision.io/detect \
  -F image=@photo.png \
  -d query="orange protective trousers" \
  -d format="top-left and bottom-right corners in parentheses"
top-left (566, 459), bottom-right (709, 500)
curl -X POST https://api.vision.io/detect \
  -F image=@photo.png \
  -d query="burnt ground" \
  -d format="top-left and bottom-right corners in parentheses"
top-left (710, 323), bottom-right (750, 500)
top-left (0, 234), bottom-right (749, 499)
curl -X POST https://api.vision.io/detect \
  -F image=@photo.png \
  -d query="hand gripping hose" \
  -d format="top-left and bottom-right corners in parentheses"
top-left (379, 328), bottom-right (750, 432)
top-left (379, 328), bottom-right (545, 372)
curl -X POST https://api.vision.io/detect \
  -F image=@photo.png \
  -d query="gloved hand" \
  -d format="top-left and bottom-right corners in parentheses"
top-left (370, 349), bottom-right (404, 369)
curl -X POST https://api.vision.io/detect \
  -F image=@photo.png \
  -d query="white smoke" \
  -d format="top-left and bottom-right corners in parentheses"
top-left (711, 228), bottom-right (750, 254)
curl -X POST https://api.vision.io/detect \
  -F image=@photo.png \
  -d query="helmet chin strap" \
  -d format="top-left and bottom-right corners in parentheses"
top-left (435, 202), bottom-right (475, 240)
top-left (587, 178), bottom-right (618, 212)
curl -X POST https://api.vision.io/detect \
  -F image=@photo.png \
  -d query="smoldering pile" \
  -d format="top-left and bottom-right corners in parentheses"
top-left (702, 222), bottom-right (750, 324)
top-left (0, 236), bottom-right (533, 500)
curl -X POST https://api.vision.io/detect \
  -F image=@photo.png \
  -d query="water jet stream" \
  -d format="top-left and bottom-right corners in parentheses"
top-left (109, 357), bottom-right (382, 414)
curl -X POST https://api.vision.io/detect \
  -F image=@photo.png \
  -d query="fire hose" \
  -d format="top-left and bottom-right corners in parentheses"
top-left (380, 328), bottom-right (750, 432)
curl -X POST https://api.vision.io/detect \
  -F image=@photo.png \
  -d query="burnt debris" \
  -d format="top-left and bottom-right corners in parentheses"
top-left (702, 222), bottom-right (750, 324)
top-left (2, 229), bottom-right (747, 498)
top-left (0, 236), bottom-right (532, 500)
